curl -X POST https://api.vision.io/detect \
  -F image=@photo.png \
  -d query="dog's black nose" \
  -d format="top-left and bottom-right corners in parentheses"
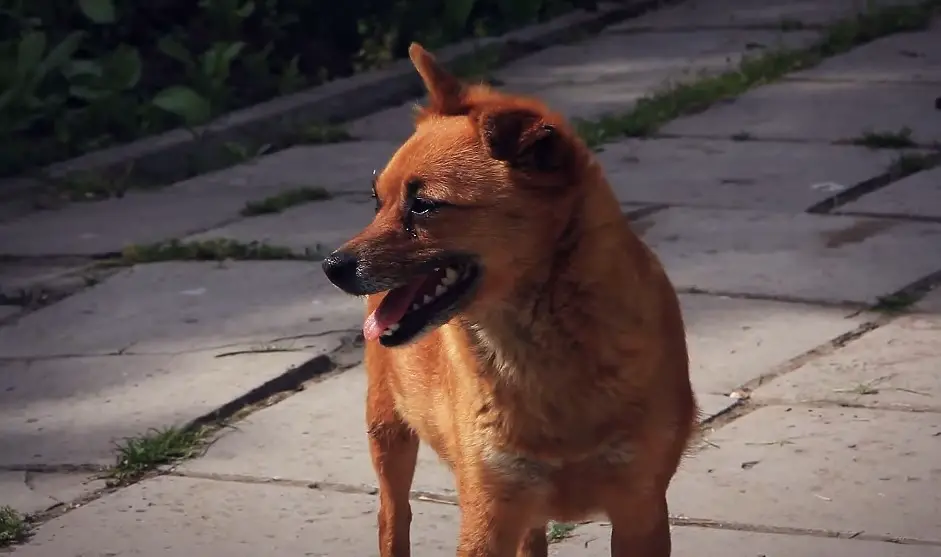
top-left (322, 250), bottom-right (360, 290)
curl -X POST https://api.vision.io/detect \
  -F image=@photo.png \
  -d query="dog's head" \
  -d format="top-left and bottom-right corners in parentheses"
top-left (322, 43), bottom-right (592, 347)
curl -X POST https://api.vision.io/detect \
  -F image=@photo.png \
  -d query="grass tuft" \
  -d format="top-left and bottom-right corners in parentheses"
top-left (873, 291), bottom-right (919, 313)
top-left (546, 521), bottom-right (577, 543)
top-left (110, 426), bottom-right (211, 484)
top-left (296, 124), bottom-right (354, 145)
top-left (0, 506), bottom-right (30, 547)
top-left (887, 152), bottom-right (936, 179)
top-left (241, 186), bottom-right (332, 216)
top-left (119, 239), bottom-right (325, 264)
top-left (849, 127), bottom-right (917, 148)
top-left (574, 1), bottom-right (940, 148)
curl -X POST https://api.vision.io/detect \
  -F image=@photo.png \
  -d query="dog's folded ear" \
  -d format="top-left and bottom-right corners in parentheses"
top-left (478, 108), bottom-right (565, 173)
top-left (409, 42), bottom-right (465, 115)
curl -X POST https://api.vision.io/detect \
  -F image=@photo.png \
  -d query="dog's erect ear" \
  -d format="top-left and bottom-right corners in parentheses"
top-left (478, 108), bottom-right (564, 173)
top-left (409, 42), bottom-right (464, 115)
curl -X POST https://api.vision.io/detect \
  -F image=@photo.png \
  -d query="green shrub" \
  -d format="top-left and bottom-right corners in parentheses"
top-left (0, 0), bottom-right (589, 178)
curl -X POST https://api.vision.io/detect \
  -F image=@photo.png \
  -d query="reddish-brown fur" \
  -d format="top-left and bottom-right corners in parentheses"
top-left (335, 43), bottom-right (697, 557)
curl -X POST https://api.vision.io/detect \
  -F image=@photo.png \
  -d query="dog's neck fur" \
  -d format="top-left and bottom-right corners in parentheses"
top-left (463, 164), bottom-right (653, 388)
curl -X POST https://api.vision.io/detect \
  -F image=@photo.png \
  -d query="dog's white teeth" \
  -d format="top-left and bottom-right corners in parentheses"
top-left (423, 295), bottom-right (434, 305)
top-left (387, 323), bottom-right (399, 332)
top-left (435, 285), bottom-right (447, 296)
top-left (443, 267), bottom-right (458, 286)
top-left (411, 303), bottom-right (420, 310)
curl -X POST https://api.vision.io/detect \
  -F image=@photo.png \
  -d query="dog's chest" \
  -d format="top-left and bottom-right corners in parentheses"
top-left (482, 438), bottom-right (635, 482)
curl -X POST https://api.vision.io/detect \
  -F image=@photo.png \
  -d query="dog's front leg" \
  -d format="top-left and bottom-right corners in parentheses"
top-left (455, 475), bottom-right (537, 557)
top-left (516, 527), bottom-right (548, 557)
top-left (367, 386), bottom-right (419, 557)
top-left (607, 494), bottom-right (671, 557)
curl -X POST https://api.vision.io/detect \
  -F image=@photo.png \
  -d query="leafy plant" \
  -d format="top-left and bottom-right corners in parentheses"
top-left (0, 30), bottom-right (85, 134)
top-left (153, 36), bottom-right (246, 127)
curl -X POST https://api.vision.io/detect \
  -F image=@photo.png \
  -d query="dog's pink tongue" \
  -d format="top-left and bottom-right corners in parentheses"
top-left (363, 280), bottom-right (424, 341)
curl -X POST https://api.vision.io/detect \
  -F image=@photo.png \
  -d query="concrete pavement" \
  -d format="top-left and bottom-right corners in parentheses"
top-left (2, 0), bottom-right (941, 554)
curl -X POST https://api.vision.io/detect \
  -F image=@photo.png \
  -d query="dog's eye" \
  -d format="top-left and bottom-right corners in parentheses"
top-left (410, 197), bottom-right (440, 216)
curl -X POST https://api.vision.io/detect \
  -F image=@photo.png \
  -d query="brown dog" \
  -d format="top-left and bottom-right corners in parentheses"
top-left (322, 42), bottom-right (697, 557)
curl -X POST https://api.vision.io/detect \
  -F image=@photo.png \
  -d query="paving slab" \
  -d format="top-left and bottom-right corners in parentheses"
top-left (12, 475), bottom-right (460, 557)
top-left (349, 29), bottom-right (817, 139)
top-left (754, 315), bottom-right (941, 411)
top-left (180, 293), bottom-right (862, 492)
top-left (347, 100), bottom-right (421, 142)
top-left (683, 294), bottom-right (865, 396)
top-left (492, 29), bottom-right (816, 122)
top-left (668, 406), bottom-right (941, 541)
top-left (0, 142), bottom-right (398, 257)
top-left (635, 207), bottom-right (941, 304)
top-left (661, 80), bottom-right (941, 145)
top-left (0, 261), bottom-right (361, 358)
top-left (836, 166), bottom-right (941, 220)
top-left (551, 523), bottom-right (941, 556)
top-left (186, 196), bottom-right (375, 254)
top-left (12, 477), bottom-right (941, 557)
top-left (611, 0), bottom-right (922, 31)
top-left (792, 20), bottom-right (941, 83)
top-left (0, 305), bottom-right (20, 321)
top-left (179, 363), bottom-right (458, 496)
top-left (597, 138), bottom-right (902, 210)
top-left (0, 350), bottom-right (341, 468)
top-left (0, 471), bottom-right (105, 515)
top-left (171, 141), bottom-right (399, 197)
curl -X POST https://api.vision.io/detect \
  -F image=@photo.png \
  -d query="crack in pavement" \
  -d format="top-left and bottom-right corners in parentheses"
top-left (6, 331), bottom-right (364, 529)
top-left (0, 328), bottom-right (362, 362)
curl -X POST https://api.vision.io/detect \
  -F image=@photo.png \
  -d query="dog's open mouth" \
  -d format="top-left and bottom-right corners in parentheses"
top-left (363, 260), bottom-right (480, 347)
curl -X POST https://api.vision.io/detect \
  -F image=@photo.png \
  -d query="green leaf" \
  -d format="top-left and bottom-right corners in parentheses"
top-left (16, 31), bottom-right (47, 80)
top-left (152, 85), bottom-right (211, 126)
top-left (220, 41), bottom-right (245, 69)
top-left (201, 41), bottom-right (244, 82)
top-left (235, 1), bottom-right (255, 17)
top-left (103, 44), bottom-right (142, 90)
top-left (69, 84), bottom-right (109, 101)
top-left (62, 59), bottom-right (104, 79)
top-left (37, 31), bottom-right (85, 77)
top-left (157, 35), bottom-right (194, 69)
top-left (78, 0), bottom-right (116, 24)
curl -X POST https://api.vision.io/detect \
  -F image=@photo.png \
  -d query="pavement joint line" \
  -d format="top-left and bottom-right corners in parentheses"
top-left (7, 338), bottom-right (366, 535)
top-left (831, 210), bottom-right (941, 224)
top-left (132, 469), bottom-right (941, 547)
top-left (163, 469), bottom-right (461, 507)
top-left (807, 151), bottom-right (941, 214)
top-left (697, 319), bottom-right (887, 432)
top-left (783, 75), bottom-right (941, 86)
top-left (0, 463), bottom-right (109, 474)
top-left (754, 398), bottom-right (941, 415)
top-left (604, 23), bottom-right (829, 34)
top-left (623, 203), bottom-right (671, 221)
top-left (674, 287), bottom-right (869, 310)
top-left (669, 516), bottom-right (941, 547)
top-left (652, 131), bottom-right (941, 149)
top-left (696, 266), bottom-right (941, 433)
top-left (0, 328), bottom-right (362, 362)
